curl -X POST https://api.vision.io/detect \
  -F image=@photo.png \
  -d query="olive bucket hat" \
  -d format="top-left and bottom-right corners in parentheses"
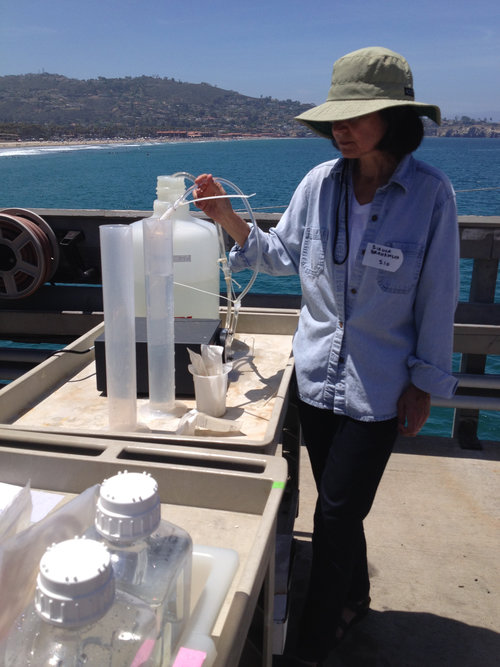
top-left (295, 46), bottom-right (441, 138)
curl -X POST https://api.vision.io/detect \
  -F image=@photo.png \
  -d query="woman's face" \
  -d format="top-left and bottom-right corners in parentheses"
top-left (331, 112), bottom-right (388, 160)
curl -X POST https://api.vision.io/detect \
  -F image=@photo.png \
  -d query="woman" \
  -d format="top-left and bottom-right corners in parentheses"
top-left (194, 46), bottom-right (459, 665)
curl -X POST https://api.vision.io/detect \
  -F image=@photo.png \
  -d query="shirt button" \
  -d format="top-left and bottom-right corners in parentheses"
top-left (351, 288), bottom-right (357, 294)
top-left (339, 321), bottom-right (344, 329)
top-left (372, 214), bottom-right (378, 221)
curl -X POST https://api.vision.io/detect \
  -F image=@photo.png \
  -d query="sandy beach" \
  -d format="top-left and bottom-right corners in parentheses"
top-left (0, 138), bottom-right (182, 149)
top-left (0, 135), bottom-right (291, 150)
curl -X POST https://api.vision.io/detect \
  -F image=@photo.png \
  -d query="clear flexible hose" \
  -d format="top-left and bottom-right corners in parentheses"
top-left (171, 174), bottom-right (234, 330)
top-left (165, 174), bottom-right (262, 353)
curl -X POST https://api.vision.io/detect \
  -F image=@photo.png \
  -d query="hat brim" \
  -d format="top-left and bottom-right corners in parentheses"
top-left (295, 99), bottom-right (441, 138)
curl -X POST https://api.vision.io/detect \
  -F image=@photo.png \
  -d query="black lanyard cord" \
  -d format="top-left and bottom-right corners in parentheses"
top-left (333, 161), bottom-right (350, 265)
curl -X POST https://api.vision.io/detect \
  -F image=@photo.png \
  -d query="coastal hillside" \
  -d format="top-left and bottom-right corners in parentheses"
top-left (426, 117), bottom-right (500, 138)
top-left (0, 73), bottom-right (499, 141)
top-left (0, 73), bottom-right (313, 140)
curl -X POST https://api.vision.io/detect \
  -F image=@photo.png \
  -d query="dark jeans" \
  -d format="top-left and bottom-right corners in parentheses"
top-left (296, 399), bottom-right (398, 662)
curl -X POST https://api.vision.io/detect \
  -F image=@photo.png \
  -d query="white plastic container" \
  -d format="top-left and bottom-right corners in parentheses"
top-left (3, 537), bottom-right (159, 666)
top-left (86, 471), bottom-right (192, 666)
top-left (133, 175), bottom-right (220, 319)
top-left (189, 363), bottom-right (232, 417)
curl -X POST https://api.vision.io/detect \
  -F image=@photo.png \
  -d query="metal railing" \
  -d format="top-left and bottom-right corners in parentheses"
top-left (0, 209), bottom-right (499, 447)
top-left (223, 213), bottom-right (500, 449)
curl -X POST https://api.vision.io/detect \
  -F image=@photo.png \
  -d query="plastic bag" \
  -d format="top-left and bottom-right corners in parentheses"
top-left (187, 345), bottom-right (225, 376)
top-left (0, 484), bottom-right (99, 641)
top-left (176, 409), bottom-right (242, 436)
top-left (0, 482), bottom-right (32, 543)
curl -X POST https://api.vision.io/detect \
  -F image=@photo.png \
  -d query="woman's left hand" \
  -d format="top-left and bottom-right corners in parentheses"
top-left (397, 383), bottom-right (431, 436)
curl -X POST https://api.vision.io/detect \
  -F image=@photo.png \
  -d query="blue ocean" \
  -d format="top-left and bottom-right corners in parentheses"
top-left (0, 137), bottom-right (499, 441)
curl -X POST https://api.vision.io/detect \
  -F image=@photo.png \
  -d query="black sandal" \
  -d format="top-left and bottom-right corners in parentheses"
top-left (334, 595), bottom-right (371, 645)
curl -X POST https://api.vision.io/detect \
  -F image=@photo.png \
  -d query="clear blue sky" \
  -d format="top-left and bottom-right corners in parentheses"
top-left (2, 0), bottom-right (500, 120)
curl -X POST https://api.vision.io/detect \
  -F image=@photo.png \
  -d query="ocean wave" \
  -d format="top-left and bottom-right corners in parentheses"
top-left (0, 143), bottom-right (143, 158)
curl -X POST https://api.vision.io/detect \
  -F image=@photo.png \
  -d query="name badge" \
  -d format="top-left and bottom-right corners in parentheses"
top-left (363, 243), bottom-right (404, 272)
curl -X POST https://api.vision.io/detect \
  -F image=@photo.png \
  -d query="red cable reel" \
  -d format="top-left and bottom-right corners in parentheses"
top-left (0, 208), bottom-right (59, 299)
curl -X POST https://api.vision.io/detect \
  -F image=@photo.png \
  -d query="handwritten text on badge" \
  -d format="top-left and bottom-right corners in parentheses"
top-left (363, 243), bottom-right (404, 272)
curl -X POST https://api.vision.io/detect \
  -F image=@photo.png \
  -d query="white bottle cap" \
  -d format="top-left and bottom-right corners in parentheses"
top-left (35, 538), bottom-right (115, 628)
top-left (95, 471), bottom-right (161, 542)
top-left (156, 174), bottom-right (185, 203)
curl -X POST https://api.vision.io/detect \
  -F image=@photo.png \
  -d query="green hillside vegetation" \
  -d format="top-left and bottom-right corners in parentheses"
top-left (0, 73), bottom-right (498, 142)
top-left (0, 73), bottom-right (314, 140)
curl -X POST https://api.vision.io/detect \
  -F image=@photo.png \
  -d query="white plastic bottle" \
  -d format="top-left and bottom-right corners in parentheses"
top-left (86, 471), bottom-right (193, 666)
top-left (3, 537), bottom-right (159, 666)
top-left (133, 174), bottom-right (220, 319)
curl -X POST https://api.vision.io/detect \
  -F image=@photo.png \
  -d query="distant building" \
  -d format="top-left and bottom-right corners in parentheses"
top-left (157, 130), bottom-right (213, 138)
top-left (156, 130), bottom-right (189, 138)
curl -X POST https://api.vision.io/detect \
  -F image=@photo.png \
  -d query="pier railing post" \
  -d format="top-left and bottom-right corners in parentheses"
top-left (453, 232), bottom-right (500, 448)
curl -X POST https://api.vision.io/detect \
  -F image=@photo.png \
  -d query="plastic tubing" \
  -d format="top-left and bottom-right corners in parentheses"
top-left (162, 173), bottom-right (233, 331)
top-left (166, 174), bottom-right (262, 296)
top-left (99, 224), bottom-right (137, 431)
top-left (213, 176), bottom-right (262, 298)
top-left (178, 176), bottom-right (262, 342)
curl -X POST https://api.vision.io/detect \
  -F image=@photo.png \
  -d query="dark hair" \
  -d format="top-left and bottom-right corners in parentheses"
top-left (330, 106), bottom-right (424, 159)
top-left (377, 106), bottom-right (424, 158)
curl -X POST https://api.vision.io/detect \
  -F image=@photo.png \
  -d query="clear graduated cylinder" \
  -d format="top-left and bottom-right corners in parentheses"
top-left (3, 538), bottom-right (159, 666)
top-left (143, 214), bottom-right (176, 413)
top-left (86, 471), bottom-right (192, 666)
top-left (99, 224), bottom-right (137, 431)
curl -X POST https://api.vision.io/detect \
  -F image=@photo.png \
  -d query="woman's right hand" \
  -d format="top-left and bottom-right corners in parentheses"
top-left (193, 173), bottom-right (234, 223)
top-left (193, 173), bottom-right (251, 247)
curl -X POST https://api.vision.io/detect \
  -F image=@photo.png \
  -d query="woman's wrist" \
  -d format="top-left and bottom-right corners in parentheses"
top-left (218, 210), bottom-right (250, 247)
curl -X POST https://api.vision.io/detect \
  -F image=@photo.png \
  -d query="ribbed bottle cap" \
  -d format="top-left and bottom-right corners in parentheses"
top-left (95, 471), bottom-right (161, 542)
top-left (156, 175), bottom-right (185, 204)
top-left (35, 538), bottom-right (115, 628)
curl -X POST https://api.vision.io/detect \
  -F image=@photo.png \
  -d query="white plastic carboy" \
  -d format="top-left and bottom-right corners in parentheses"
top-left (133, 174), bottom-right (220, 319)
top-left (85, 471), bottom-right (193, 666)
top-left (3, 537), bottom-right (159, 666)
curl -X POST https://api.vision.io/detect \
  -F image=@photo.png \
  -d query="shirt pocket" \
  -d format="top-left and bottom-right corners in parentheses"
top-left (301, 227), bottom-right (328, 277)
top-left (376, 241), bottom-right (424, 294)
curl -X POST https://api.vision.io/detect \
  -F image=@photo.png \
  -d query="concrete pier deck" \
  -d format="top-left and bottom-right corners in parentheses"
top-left (273, 434), bottom-right (500, 667)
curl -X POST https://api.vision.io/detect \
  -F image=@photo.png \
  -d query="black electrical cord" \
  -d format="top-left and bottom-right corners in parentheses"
top-left (52, 346), bottom-right (95, 356)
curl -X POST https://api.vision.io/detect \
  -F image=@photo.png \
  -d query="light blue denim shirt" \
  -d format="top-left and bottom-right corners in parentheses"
top-left (230, 154), bottom-right (459, 421)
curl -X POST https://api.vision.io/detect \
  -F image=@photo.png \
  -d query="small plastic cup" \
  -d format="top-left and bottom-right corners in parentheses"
top-left (188, 363), bottom-right (232, 417)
